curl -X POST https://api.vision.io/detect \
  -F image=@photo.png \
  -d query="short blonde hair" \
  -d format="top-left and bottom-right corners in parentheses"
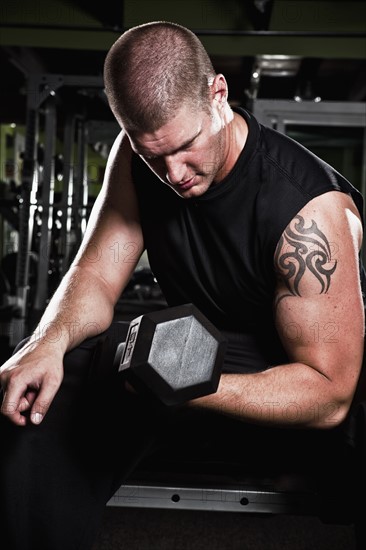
top-left (103, 21), bottom-right (216, 132)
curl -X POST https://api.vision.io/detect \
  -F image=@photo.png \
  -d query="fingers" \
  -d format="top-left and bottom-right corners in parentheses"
top-left (1, 373), bottom-right (61, 426)
top-left (30, 382), bottom-right (59, 425)
top-left (1, 384), bottom-right (31, 426)
top-left (18, 390), bottom-right (38, 412)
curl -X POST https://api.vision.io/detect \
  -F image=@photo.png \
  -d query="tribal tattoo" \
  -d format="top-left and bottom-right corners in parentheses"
top-left (274, 215), bottom-right (337, 306)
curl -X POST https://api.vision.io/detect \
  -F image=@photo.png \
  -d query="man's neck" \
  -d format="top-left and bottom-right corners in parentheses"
top-left (214, 109), bottom-right (249, 183)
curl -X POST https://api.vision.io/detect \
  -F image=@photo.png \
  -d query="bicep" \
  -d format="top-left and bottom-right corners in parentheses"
top-left (72, 131), bottom-right (144, 303)
top-left (274, 191), bottom-right (364, 398)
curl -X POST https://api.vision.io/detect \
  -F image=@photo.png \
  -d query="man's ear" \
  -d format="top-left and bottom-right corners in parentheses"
top-left (210, 74), bottom-right (228, 108)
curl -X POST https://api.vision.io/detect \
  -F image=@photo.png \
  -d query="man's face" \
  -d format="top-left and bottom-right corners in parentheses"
top-left (126, 102), bottom-right (229, 199)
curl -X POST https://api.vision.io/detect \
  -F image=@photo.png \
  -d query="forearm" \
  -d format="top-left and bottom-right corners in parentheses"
top-left (28, 265), bottom-right (116, 354)
top-left (191, 362), bottom-right (349, 429)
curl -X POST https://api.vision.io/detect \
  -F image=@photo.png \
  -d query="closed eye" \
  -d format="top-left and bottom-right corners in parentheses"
top-left (133, 128), bottom-right (202, 161)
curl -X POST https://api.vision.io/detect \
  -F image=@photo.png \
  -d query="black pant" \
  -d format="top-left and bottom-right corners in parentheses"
top-left (0, 322), bottom-right (359, 550)
top-left (0, 322), bottom-right (166, 550)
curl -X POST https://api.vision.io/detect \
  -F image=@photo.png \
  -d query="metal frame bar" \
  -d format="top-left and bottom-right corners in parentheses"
top-left (251, 99), bottom-right (366, 129)
top-left (59, 114), bottom-right (76, 277)
top-left (33, 98), bottom-right (56, 315)
top-left (74, 118), bottom-right (89, 244)
top-left (108, 483), bottom-right (319, 516)
top-left (12, 77), bottom-right (40, 344)
top-left (1, 23), bottom-right (366, 38)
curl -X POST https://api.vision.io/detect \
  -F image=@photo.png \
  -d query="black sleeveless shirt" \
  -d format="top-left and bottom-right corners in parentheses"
top-left (131, 108), bottom-right (364, 373)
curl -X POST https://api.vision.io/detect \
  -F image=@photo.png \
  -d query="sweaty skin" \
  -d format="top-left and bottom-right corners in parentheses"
top-left (0, 75), bottom-right (364, 429)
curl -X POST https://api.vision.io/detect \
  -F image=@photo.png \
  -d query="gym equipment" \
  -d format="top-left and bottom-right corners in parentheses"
top-left (114, 303), bottom-right (226, 406)
top-left (6, 72), bottom-right (118, 342)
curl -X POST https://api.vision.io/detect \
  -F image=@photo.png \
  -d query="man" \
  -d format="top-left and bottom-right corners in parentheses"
top-left (0, 21), bottom-right (364, 550)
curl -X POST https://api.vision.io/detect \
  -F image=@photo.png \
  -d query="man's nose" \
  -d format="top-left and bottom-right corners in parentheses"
top-left (164, 154), bottom-right (186, 185)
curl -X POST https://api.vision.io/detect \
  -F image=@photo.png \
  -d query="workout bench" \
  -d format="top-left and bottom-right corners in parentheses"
top-left (106, 406), bottom-right (365, 546)
top-left (107, 430), bottom-right (364, 547)
top-left (109, 473), bottom-right (322, 516)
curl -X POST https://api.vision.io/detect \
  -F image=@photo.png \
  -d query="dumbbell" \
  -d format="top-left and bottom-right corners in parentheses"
top-left (114, 303), bottom-right (226, 406)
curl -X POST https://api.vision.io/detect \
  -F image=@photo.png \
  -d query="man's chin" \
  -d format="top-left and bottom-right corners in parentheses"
top-left (172, 177), bottom-right (212, 199)
top-left (174, 184), bottom-right (204, 199)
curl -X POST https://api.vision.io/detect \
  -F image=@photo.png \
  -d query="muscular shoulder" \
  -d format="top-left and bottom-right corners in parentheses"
top-left (274, 191), bottom-right (363, 305)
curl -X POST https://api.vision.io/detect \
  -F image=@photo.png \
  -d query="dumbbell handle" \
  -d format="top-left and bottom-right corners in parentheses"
top-left (113, 342), bottom-right (126, 371)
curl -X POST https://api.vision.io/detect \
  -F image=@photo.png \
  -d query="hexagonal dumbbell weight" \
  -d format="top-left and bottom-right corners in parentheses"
top-left (114, 303), bottom-right (226, 406)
